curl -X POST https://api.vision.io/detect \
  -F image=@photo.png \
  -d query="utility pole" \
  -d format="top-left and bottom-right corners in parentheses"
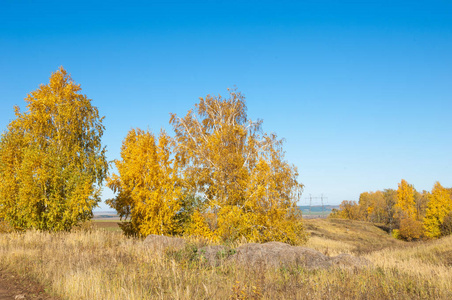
top-left (304, 194), bottom-right (328, 217)
top-left (309, 194), bottom-right (312, 215)
top-left (321, 194), bottom-right (324, 215)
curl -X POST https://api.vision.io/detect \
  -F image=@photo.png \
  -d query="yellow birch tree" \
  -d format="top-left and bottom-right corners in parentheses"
top-left (395, 179), bottom-right (417, 220)
top-left (0, 67), bottom-right (107, 231)
top-left (106, 129), bottom-right (183, 236)
top-left (170, 89), bottom-right (306, 244)
top-left (395, 179), bottom-right (423, 240)
top-left (424, 182), bottom-right (452, 238)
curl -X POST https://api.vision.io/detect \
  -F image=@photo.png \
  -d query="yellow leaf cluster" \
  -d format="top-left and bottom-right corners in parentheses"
top-left (185, 210), bottom-right (217, 240)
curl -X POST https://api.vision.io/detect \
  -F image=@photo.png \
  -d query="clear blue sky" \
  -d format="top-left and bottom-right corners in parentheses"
top-left (1, 1), bottom-right (451, 210)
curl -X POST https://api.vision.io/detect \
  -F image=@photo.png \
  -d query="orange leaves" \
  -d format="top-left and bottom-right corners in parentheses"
top-left (399, 217), bottom-right (423, 241)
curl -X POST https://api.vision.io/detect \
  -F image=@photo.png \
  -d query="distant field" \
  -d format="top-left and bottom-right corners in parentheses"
top-left (91, 219), bottom-right (122, 232)
top-left (298, 205), bottom-right (339, 218)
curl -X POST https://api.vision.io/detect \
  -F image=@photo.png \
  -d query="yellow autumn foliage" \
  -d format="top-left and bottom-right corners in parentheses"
top-left (331, 200), bottom-right (362, 220)
top-left (171, 89), bottom-right (306, 245)
top-left (395, 179), bottom-right (418, 220)
top-left (332, 180), bottom-right (452, 241)
top-left (108, 89), bottom-right (306, 244)
top-left (359, 191), bottom-right (386, 222)
top-left (0, 67), bottom-right (107, 231)
top-left (186, 210), bottom-right (218, 241)
top-left (107, 129), bottom-right (183, 237)
top-left (424, 182), bottom-right (452, 238)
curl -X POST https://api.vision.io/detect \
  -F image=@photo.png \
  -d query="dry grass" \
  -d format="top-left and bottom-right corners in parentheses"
top-left (304, 218), bottom-right (406, 255)
top-left (0, 219), bottom-right (450, 299)
top-left (366, 236), bottom-right (452, 294)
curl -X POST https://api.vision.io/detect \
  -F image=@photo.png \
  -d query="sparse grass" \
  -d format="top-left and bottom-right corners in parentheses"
top-left (0, 219), bottom-right (451, 299)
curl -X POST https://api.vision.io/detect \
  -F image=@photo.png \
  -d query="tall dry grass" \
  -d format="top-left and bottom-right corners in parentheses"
top-left (0, 220), bottom-right (451, 299)
top-left (365, 236), bottom-right (452, 294)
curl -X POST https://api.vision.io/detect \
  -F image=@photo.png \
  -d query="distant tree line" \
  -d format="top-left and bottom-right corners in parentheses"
top-left (330, 180), bottom-right (452, 240)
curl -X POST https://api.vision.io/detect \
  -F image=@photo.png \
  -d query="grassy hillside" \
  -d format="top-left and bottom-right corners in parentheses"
top-left (304, 218), bottom-right (405, 255)
top-left (0, 219), bottom-right (450, 299)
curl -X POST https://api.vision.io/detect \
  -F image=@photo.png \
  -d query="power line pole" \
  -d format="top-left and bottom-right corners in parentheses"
top-left (309, 194), bottom-right (312, 215)
top-left (304, 194), bottom-right (328, 217)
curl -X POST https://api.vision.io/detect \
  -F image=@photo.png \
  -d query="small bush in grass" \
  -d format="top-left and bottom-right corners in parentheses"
top-left (399, 217), bottom-right (423, 241)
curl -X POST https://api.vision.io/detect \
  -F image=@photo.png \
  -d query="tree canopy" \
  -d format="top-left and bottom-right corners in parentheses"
top-left (424, 182), bottom-right (452, 238)
top-left (331, 179), bottom-right (452, 241)
top-left (107, 129), bottom-right (183, 236)
top-left (108, 89), bottom-right (306, 244)
top-left (0, 67), bottom-right (107, 231)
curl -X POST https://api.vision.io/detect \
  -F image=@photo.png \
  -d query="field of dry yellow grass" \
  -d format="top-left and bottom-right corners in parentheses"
top-left (0, 218), bottom-right (451, 299)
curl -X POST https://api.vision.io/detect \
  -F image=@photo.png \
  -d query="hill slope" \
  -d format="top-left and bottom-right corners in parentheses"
top-left (304, 218), bottom-right (406, 255)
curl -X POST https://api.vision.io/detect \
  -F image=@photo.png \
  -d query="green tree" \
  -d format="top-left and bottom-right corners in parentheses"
top-left (0, 67), bottom-right (107, 231)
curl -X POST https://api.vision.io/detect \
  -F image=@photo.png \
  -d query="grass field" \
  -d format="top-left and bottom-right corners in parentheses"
top-left (0, 218), bottom-right (451, 299)
top-left (91, 220), bottom-right (122, 232)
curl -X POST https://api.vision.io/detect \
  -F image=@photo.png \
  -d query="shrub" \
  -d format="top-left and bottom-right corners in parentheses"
top-left (399, 217), bottom-right (423, 241)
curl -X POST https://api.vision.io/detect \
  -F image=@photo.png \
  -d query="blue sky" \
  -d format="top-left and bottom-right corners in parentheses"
top-left (1, 1), bottom-right (451, 209)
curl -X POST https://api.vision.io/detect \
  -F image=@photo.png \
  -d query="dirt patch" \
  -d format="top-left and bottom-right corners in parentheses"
top-left (0, 271), bottom-right (59, 300)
